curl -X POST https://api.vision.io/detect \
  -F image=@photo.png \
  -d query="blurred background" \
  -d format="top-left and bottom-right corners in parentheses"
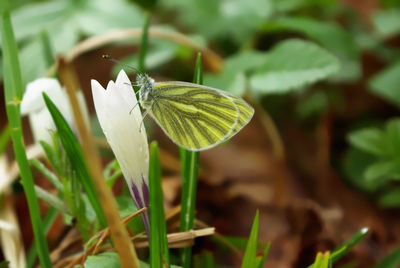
top-left (1, 0), bottom-right (400, 267)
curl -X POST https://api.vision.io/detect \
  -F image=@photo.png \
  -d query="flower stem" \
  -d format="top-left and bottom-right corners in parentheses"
top-left (57, 59), bottom-right (140, 268)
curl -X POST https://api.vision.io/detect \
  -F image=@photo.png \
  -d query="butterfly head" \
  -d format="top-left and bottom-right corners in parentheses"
top-left (137, 73), bottom-right (155, 109)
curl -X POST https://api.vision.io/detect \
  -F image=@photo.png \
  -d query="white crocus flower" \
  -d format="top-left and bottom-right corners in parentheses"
top-left (91, 70), bottom-right (150, 233)
top-left (20, 78), bottom-right (89, 145)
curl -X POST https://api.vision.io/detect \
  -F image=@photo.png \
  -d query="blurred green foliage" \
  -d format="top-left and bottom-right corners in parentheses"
top-left (3, 0), bottom-right (400, 266)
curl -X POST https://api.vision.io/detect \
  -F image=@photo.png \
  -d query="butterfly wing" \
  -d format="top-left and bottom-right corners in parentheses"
top-left (149, 81), bottom-right (254, 151)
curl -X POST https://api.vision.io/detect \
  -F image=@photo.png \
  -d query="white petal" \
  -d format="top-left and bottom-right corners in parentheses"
top-left (91, 71), bottom-right (149, 189)
top-left (29, 109), bottom-right (56, 144)
top-left (21, 78), bottom-right (63, 114)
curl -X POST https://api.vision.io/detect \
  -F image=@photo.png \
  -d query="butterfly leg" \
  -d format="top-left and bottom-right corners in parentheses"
top-left (138, 109), bottom-right (151, 133)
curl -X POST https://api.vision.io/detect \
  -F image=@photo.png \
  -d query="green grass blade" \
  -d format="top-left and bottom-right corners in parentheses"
top-left (138, 12), bottom-right (150, 73)
top-left (34, 185), bottom-right (70, 214)
top-left (149, 141), bottom-right (161, 268)
top-left (241, 210), bottom-right (259, 268)
top-left (308, 227), bottom-right (369, 268)
top-left (257, 242), bottom-right (271, 268)
top-left (149, 141), bottom-right (170, 267)
top-left (0, 124), bottom-right (10, 154)
top-left (39, 29), bottom-right (54, 68)
top-left (374, 246), bottom-right (400, 268)
top-left (39, 139), bottom-right (61, 175)
top-left (312, 252), bottom-right (331, 268)
top-left (1, 3), bottom-right (52, 267)
top-left (26, 208), bottom-right (58, 268)
top-left (179, 53), bottom-right (202, 268)
top-left (30, 158), bottom-right (64, 192)
top-left (330, 227), bottom-right (368, 263)
top-left (43, 93), bottom-right (107, 227)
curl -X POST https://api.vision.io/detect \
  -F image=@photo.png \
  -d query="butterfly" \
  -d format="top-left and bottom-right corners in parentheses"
top-left (103, 55), bottom-right (254, 151)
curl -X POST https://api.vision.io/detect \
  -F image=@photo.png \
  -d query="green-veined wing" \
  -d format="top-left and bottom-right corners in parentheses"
top-left (149, 81), bottom-right (254, 151)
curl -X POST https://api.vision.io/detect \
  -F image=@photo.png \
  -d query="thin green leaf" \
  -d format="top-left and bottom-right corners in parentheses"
top-left (308, 227), bottom-right (369, 267)
top-left (43, 92), bottom-right (107, 227)
top-left (34, 185), bottom-right (70, 214)
top-left (40, 140), bottom-right (61, 175)
top-left (30, 158), bottom-right (64, 192)
top-left (241, 210), bottom-right (259, 268)
top-left (330, 227), bottom-right (369, 263)
top-left (138, 12), bottom-right (150, 73)
top-left (149, 141), bottom-right (170, 267)
top-left (39, 29), bottom-right (54, 68)
top-left (0, 124), bottom-right (10, 155)
top-left (250, 39), bottom-right (340, 94)
top-left (374, 246), bottom-right (400, 268)
top-left (257, 242), bottom-right (271, 268)
top-left (1, 3), bottom-right (51, 267)
top-left (179, 53), bottom-right (202, 268)
top-left (312, 252), bottom-right (331, 268)
top-left (26, 207), bottom-right (58, 268)
top-left (194, 251), bottom-right (215, 268)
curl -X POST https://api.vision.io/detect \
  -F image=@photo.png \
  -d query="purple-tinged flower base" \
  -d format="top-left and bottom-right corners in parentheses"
top-left (131, 179), bottom-right (150, 236)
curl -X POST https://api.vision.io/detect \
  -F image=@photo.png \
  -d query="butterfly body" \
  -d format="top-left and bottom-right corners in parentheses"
top-left (137, 73), bottom-right (254, 151)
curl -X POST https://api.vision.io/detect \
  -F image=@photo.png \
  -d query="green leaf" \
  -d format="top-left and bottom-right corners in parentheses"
top-left (266, 17), bottom-right (360, 81)
top-left (30, 158), bottom-right (64, 192)
top-left (39, 139), bottom-right (61, 175)
top-left (27, 208), bottom-right (58, 268)
top-left (307, 228), bottom-right (368, 268)
top-left (85, 252), bottom-right (121, 268)
top-left (225, 51), bottom-right (270, 73)
top-left (257, 242), bottom-right (271, 268)
top-left (241, 211), bottom-right (259, 268)
top-left (204, 71), bottom-right (246, 96)
top-left (0, 124), bottom-right (10, 155)
top-left (34, 185), bottom-right (70, 214)
top-left (138, 13), bottom-right (150, 73)
top-left (342, 149), bottom-right (385, 192)
top-left (374, 246), bottom-right (400, 268)
top-left (43, 92), bottom-right (107, 227)
top-left (114, 41), bottom-right (179, 77)
top-left (204, 51), bottom-right (268, 96)
top-left (329, 227), bottom-right (369, 263)
top-left (149, 141), bottom-right (170, 268)
top-left (1, 4), bottom-right (51, 267)
top-left (85, 252), bottom-right (179, 268)
top-left (295, 91), bottom-right (329, 120)
top-left (4, 0), bottom-right (144, 82)
top-left (372, 9), bottom-right (400, 38)
top-left (386, 119), bottom-right (400, 156)
top-left (194, 251), bottom-right (215, 268)
top-left (379, 189), bottom-right (400, 208)
top-left (347, 128), bottom-right (386, 156)
top-left (364, 160), bottom-right (400, 181)
top-left (312, 252), bottom-right (331, 268)
top-left (161, 0), bottom-right (272, 43)
top-left (250, 39), bottom-right (340, 94)
top-left (179, 53), bottom-right (202, 268)
top-left (369, 62), bottom-right (400, 108)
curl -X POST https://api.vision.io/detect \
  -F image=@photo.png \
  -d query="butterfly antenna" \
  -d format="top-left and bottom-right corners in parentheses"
top-left (102, 55), bottom-right (142, 74)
